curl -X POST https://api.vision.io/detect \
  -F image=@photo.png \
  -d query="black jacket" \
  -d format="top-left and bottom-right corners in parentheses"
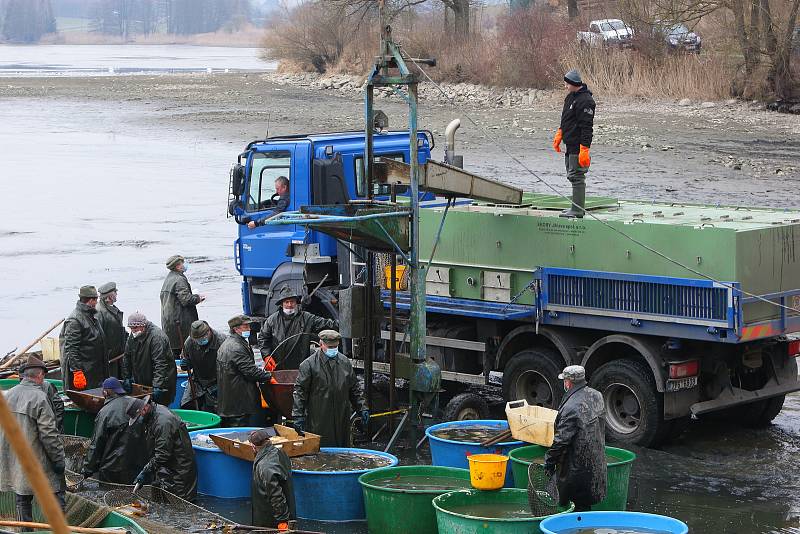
top-left (143, 404), bottom-right (198, 501)
top-left (160, 270), bottom-right (201, 353)
top-left (559, 86), bottom-right (595, 154)
top-left (59, 302), bottom-right (107, 390)
top-left (543, 383), bottom-right (607, 507)
top-left (258, 310), bottom-right (336, 370)
top-left (216, 333), bottom-right (270, 418)
top-left (122, 321), bottom-right (177, 405)
top-left (84, 395), bottom-right (148, 484)
top-left (251, 443), bottom-right (295, 527)
top-left (96, 299), bottom-right (127, 378)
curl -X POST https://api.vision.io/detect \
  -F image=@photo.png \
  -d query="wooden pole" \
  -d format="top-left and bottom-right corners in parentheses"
top-left (0, 318), bottom-right (65, 369)
top-left (0, 388), bottom-right (70, 534)
top-left (0, 520), bottom-right (125, 534)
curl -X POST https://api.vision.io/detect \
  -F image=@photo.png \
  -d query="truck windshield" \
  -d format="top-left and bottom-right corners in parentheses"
top-left (601, 21), bottom-right (626, 31)
top-left (247, 151), bottom-right (291, 212)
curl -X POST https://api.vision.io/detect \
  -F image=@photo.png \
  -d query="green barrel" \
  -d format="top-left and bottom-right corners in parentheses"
top-left (508, 445), bottom-right (636, 511)
top-left (172, 409), bottom-right (221, 431)
top-left (359, 466), bottom-right (471, 534)
top-left (432, 489), bottom-right (574, 534)
top-left (63, 408), bottom-right (96, 437)
top-left (0, 378), bottom-right (63, 391)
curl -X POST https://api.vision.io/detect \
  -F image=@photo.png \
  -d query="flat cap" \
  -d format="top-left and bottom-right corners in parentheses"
top-left (275, 285), bottom-right (301, 304)
top-left (98, 282), bottom-right (117, 295)
top-left (190, 320), bottom-right (210, 339)
top-left (19, 354), bottom-right (47, 374)
top-left (166, 254), bottom-right (185, 270)
top-left (127, 311), bottom-right (147, 327)
top-left (558, 365), bottom-right (586, 381)
top-left (228, 314), bottom-right (253, 329)
top-left (249, 428), bottom-right (273, 447)
top-left (318, 329), bottom-right (342, 343)
top-left (79, 285), bottom-right (98, 298)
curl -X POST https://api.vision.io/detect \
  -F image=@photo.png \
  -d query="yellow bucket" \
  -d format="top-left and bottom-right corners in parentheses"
top-left (383, 264), bottom-right (407, 290)
top-left (467, 453), bottom-right (509, 490)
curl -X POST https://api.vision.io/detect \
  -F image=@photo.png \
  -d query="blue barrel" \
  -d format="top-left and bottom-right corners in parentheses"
top-left (190, 427), bottom-right (259, 498)
top-left (425, 420), bottom-right (523, 488)
top-left (293, 447), bottom-right (399, 521)
top-left (540, 511), bottom-right (689, 534)
top-left (169, 374), bottom-right (189, 409)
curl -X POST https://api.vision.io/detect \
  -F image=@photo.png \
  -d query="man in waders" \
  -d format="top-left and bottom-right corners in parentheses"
top-left (552, 69), bottom-right (595, 219)
top-left (249, 428), bottom-right (294, 531)
top-left (543, 365), bottom-right (607, 512)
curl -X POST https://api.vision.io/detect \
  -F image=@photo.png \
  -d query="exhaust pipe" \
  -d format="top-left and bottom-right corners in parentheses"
top-left (444, 119), bottom-right (463, 168)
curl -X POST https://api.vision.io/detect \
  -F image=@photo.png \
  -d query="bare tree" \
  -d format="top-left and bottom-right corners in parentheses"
top-left (1, 0), bottom-right (55, 42)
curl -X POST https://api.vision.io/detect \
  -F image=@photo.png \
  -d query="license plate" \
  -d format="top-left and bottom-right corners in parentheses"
top-left (666, 376), bottom-right (698, 392)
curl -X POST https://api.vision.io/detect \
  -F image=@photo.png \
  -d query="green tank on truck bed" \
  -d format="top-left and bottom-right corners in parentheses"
top-left (420, 194), bottom-right (800, 327)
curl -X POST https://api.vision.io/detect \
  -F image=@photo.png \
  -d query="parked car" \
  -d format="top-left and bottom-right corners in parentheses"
top-left (660, 22), bottom-right (702, 53)
top-left (577, 19), bottom-right (634, 49)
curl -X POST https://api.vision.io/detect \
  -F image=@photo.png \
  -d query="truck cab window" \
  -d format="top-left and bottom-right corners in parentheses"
top-left (247, 152), bottom-right (291, 212)
top-left (355, 153), bottom-right (405, 197)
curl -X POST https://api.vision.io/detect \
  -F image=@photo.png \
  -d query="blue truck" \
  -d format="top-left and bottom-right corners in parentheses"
top-left (229, 129), bottom-right (800, 447)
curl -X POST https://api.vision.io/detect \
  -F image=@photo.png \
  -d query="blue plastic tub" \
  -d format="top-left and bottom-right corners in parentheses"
top-left (293, 447), bottom-right (399, 522)
top-left (169, 374), bottom-right (189, 409)
top-left (189, 427), bottom-right (259, 498)
top-left (540, 511), bottom-right (689, 534)
top-left (425, 420), bottom-right (523, 488)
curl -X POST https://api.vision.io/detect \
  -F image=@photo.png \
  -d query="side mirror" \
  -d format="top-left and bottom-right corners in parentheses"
top-left (231, 164), bottom-right (245, 197)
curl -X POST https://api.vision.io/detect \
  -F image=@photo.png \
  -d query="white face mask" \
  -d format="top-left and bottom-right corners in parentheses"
top-left (132, 330), bottom-right (143, 338)
top-left (282, 306), bottom-right (297, 316)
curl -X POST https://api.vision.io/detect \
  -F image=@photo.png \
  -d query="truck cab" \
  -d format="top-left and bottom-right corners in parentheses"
top-left (228, 130), bottom-right (432, 319)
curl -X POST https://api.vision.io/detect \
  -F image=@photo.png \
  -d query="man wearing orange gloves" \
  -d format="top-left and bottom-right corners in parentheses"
top-left (552, 69), bottom-right (595, 218)
top-left (59, 285), bottom-right (108, 390)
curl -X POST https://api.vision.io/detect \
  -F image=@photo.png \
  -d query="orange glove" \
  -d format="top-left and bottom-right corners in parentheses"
top-left (277, 522), bottom-right (289, 531)
top-left (264, 355), bottom-right (277, 373)
top-left (552, 128), bottom-right (563, 153)
top-left (73, 370), bottom-right (87, 390)
top-left (578, 145), bottom-right (591, 168)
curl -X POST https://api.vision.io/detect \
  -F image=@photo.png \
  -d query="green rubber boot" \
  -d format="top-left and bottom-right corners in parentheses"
top-left (560, 183), bottom-right (585, 218)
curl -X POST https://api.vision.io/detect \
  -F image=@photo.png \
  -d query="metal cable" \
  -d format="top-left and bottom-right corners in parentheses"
top-left (400, 48), bottom-right (800, 316)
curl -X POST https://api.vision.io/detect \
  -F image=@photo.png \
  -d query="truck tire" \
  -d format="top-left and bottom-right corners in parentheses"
top-left (443, 392), bottom-right (490, 421)
top-left (733, 395), bottom-right (785, 428)
top-left (502, 349), bottom-right (564, 409)
top-left (591, 359), bottom-right (668, 448)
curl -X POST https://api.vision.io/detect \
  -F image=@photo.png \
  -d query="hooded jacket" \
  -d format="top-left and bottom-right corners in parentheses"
top-left (142, 404), bottom-right (198, 501)
top-left (559, 85), bottom-right (595, 154)
top-left (216, 333), bottom-right (270, 418)
top-left (122, 321), bottom-right (177, 405)
top-left (59, 301), bottom-right (107, 390)
top-left (83, 395), bottom-right (148, 484)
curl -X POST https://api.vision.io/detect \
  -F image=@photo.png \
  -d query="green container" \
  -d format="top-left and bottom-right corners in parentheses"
top-left (0, 378), bottom-right (63, 391)
top-left (508, 445), bottom-right (636, 511)
top-left (63, 408), bottom-right (96, 437)
top-left (359, 465), bottom-right (471, 534)
top-left (172, 409), bottom-right (221, 431)
top-left (432, 489), bottom-right (573, 534)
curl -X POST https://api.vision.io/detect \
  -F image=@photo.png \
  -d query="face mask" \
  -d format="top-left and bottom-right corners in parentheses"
top-left (198, 337), bottom-right (209, 346)
top-left (282, 307), bottom-right (296, 316)
top-left (325, 348), bottom-right (338, 358)
top-left (241, 331), bottom-right (250, 339)
top-left (132, 330), bottom-right (143, 338)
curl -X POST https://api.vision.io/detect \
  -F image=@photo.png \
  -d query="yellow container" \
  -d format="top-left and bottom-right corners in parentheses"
top-left (383, 264), bottom-right (408, 290)
top-left (467, 453), bottom-right (509, 490)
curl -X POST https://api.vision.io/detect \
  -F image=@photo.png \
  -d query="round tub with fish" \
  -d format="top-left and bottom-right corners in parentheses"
top-left (293, 447), bottom-right (398, 521)
top-left (539, 511), bottom-right (689, 534)
top-left (190, 427), bottom-right (261, 498)
top-left (359, 465), bottom-right (472, 534)
top-left (433, 488), bottom-right (574, 534)
top-left (425, 420), bottom-right (523, 487)
top-left (509, 445), bottom-right (637, 511)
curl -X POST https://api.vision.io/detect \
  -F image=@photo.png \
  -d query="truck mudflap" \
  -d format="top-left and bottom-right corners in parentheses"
top-left (690, 357), bottom-right (800, 415)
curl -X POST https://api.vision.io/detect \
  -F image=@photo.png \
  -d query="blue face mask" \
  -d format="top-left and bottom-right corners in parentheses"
top-left (198, 337), bottom-right (209, 346)
top-left (241, 331), bottom-right (250, 339)
top-left (325, 348), bottom-right (338, 358)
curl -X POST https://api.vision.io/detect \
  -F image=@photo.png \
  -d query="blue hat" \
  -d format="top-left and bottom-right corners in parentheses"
top-left (102, 377), bottom-right (126, 394)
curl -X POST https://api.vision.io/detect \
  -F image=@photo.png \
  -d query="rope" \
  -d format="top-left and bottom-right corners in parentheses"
top-left (400, 48), bottom-right (800, 317)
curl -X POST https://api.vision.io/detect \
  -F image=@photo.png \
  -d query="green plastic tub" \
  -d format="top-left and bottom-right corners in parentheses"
top-left (359, 465), bottom-right (472, 534)
top-left (0, 378), bottom-right (63, 391)
top-left (172, 409), bottom-right (221, 431)
top-left (433, 489), bottom-right (574, 534)
top-left (63, 408), bottom-right (96, 437)
top-left (508, 445), bottom-right (636, 511)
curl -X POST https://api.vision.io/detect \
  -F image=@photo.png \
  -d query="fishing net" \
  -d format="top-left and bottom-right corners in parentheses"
top-left (0, 491), bottom-right (113, 529)
top-left (62, 435), bottom-right (237, 534)
top-left (527, 462), bottom-right (562, 517)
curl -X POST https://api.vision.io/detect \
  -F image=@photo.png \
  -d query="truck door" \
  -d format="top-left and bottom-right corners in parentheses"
top-left (237, 143), bottom-right (304, 279)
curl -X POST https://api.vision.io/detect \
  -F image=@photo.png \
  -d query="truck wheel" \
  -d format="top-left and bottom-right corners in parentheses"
top-left (502, 349), bottom-right (564, 409)
top-left (443, 393), bottom-right (490, 421)
top-left (591, 359), bottom-right (667, 448)
top-left (734, 395), bottom-right (786, 428)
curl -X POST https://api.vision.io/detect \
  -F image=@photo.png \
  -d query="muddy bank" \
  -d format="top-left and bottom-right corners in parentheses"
top-left (2, 71), bottom-right (797, 209)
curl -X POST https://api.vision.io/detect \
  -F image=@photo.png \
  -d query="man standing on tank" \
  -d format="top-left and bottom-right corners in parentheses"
top-left (543, 365), bottom-right (607, 512)
top-left (552, 69), bottom-right (595, 219)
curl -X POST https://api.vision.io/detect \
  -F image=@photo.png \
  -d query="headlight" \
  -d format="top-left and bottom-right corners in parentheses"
top-left (669, 38), bottom-right (678, 45)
